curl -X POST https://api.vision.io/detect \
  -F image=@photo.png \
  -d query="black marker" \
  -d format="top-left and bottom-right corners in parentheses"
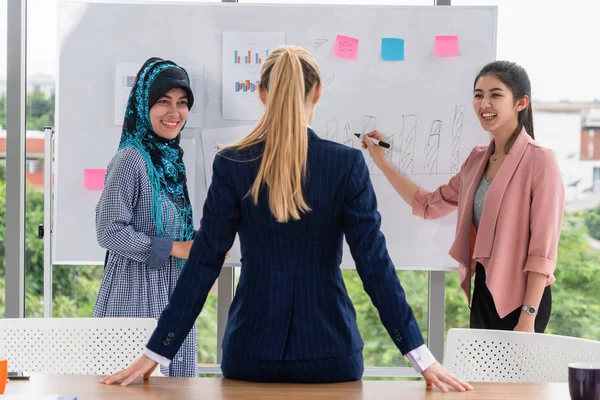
top-left (354, 133), bottom-right (390, 149)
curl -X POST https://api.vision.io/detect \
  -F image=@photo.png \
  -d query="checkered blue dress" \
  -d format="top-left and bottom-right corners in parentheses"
top-left (93, 147), bottom-right (197, 377)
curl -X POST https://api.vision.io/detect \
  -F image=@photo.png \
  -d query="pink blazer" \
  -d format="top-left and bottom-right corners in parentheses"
top-left (412, 129), bottom-right (565, 318)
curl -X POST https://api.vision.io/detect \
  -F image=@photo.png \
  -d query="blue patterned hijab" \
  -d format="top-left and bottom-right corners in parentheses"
top-left (118, 57), bottom-right (194, 251)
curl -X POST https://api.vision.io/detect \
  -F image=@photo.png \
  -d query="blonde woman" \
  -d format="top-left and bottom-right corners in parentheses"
top-left (101, 46), bottom-right (471, 392)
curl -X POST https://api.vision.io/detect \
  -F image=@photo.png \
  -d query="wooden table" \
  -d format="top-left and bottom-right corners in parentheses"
top-left (4, 374), bottom-right (573, 399)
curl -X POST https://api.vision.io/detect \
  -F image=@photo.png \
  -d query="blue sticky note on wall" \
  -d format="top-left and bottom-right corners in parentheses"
top-left (381, 38), bottom-right (405, 61)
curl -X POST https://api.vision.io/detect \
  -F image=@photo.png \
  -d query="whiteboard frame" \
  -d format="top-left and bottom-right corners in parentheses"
top-left (54, 1), bottom-right (498, 268)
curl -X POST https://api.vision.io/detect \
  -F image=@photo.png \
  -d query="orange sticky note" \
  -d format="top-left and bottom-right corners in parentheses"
top-left (334, 35), bottom-right (359, 60)
top-left (435, 36), bottom-right (459, 57)
top-left (84, 169), bottom-right (106, 190)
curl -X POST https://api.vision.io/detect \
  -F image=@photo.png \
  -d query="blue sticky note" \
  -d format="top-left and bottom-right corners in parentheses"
top-left (381, 38), bottom-right (405, 61)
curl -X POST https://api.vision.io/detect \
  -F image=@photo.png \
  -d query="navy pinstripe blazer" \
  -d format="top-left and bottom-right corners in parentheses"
top-left (147, 129), bottom-right (425, 361)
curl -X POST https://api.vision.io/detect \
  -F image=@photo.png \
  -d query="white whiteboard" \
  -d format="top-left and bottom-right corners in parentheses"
top-left (55, 1), bottom-right (497, 269)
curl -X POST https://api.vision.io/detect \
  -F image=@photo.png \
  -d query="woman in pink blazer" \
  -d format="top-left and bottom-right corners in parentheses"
top-left (363, 61), bottom-right (564, 333)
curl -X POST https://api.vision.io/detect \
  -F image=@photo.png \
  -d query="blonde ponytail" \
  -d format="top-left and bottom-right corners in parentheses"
top-left (223, 46), bottom-right (321, 223)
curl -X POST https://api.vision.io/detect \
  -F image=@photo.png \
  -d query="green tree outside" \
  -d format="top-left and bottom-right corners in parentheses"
top-left (0, 89), bottom-right (55, 131)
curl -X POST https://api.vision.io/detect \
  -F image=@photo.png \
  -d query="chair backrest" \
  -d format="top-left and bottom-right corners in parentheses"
top-left (0, 318), bottom-right (159, 375)
top-left (444, 328), bottom-right (600, 382)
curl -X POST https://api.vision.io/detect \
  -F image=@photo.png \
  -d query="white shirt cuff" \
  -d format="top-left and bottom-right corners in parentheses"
top-left (405, 344), bottom-right (437, 373)
top-left (145, 347), bottom-right (171, 367)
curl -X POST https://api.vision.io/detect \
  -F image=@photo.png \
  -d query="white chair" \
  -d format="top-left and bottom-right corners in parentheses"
top-left (443, 328), bottom-right (600, 382)
top-left (0, 317), bottom-right (160, 376)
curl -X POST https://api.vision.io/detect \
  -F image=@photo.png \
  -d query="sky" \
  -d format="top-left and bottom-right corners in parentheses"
top-left (1, 0), bottom-right (599, 102)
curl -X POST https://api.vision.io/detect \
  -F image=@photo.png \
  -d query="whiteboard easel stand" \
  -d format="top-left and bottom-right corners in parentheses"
top-left (43, 125), bottom-right (54, 318)
top-left (430, 0), bottom-right (449, 365)
top-left (213, 0), bottom-right (238, 367)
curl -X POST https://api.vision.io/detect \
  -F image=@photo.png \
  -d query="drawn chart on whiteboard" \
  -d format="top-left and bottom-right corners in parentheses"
top-left (320, 107), bottom-right (466, 178)
top-left (222, 31), bottom-right (286, 121)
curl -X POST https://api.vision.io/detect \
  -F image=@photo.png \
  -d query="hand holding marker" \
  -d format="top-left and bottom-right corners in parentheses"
top-left (354, 132), bottom-right (390, 148)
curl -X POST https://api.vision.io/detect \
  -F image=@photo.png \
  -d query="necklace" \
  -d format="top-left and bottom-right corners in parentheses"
top-left (491, 153), bottom-right (506, 162)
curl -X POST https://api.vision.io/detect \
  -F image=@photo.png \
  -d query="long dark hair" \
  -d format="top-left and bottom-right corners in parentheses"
top-left (474, 61), bottom-right (534, 153)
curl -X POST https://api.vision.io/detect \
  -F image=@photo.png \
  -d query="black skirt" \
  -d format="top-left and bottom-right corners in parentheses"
top-left (470, 263), bottom-right (552, 333)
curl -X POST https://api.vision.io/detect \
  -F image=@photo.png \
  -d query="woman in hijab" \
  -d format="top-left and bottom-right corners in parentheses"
top-left (93, 57), bottom-right (198, 377)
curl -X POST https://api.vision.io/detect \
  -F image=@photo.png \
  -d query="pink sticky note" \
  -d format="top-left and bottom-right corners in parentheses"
top-left (84, 169), bottom-right (106, 190)
top-left (334, 35), bottom-right (359, 60)
top-left (435, 36), bottom-right (460, 57)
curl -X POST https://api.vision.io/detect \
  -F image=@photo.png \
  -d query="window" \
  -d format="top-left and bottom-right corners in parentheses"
top-left (16, 0), bottom-right (600, 378)
top-left (26, 158), bottom-right (40, 174)
top-left (593, 168), bottom-right (600, 194)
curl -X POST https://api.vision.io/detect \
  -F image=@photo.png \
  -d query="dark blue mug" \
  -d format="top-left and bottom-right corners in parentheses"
top-left (569, 362), bottom-right (600, 400)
